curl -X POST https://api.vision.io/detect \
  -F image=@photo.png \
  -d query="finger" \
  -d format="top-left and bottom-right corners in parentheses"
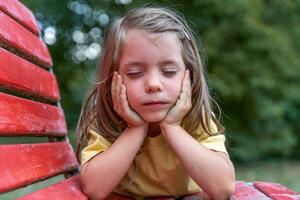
top-left (186, 70), bottom-right (192, 102)
top-left (185, 69), bottom-right (190, 88)
top-left (116, 74), bottom-right (123, 111)
top-left (111, 71), bottom-right (117, 109)
top-left (179, 70), bottom-right (189, 101)
top-left (182, 70), bottom-right (192, 109)
top-left (185, 70), bottom-right (192, 107)
top-left (120, 84), bottom-right (130, 114)
top-left (113, 73), bottom-right (121, 111)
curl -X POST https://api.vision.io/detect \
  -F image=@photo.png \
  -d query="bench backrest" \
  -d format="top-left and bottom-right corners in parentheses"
top-left (0, 1), bottom-right (299, 200)
top-left (0, 0), bottom-right (86, 199)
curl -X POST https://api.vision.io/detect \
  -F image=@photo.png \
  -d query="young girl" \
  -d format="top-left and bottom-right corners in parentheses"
top-left (77, 6), bottom-right (235, 200)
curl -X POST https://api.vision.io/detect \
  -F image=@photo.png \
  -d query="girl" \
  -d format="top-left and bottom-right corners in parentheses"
top-left (77, 6), bottom-right (235, 200)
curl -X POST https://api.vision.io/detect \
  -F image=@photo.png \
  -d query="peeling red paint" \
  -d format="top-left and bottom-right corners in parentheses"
top-left (0, 142), bottom-right (79, 193)
top-left (231, 182), bottom-right (271, 200)
top-left (0, 48), bottom-right (60, 101)
top-left (0, 0), bottom-right (40, 35)
top-left (0, 92), bottom-right (67, 136)
top-left (0, 10), bottom-right (52, 68)
top-left (254, 182), bottom-right (300, 200)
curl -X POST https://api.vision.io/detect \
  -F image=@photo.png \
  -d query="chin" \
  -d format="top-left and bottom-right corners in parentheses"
top-left (141, 112), bottom-right (167, 122)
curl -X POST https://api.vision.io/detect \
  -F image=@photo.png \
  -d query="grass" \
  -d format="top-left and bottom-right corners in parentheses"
top-left (236, 159), bottom-right (300, 193)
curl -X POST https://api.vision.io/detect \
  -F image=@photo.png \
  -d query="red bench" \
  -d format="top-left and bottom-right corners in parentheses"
top-left (0, 0), bottom-right (299, 199)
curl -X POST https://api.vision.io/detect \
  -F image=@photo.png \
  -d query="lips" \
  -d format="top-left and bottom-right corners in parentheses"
top-left (143, 101), bottom-right (168, 105)
top-left (141, 101), bottom-right (169, 111)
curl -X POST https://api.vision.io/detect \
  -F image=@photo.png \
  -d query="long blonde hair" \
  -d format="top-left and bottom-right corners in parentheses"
top-left (76, 6), bottom-right (224, 162)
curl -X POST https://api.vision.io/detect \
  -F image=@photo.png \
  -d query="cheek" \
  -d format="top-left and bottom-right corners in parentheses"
top-left (124, 81), bottom-right (141, 108)
top-left (168, 75), bottom-right (184, 100)
top-left (169, 84), bottom-right (182, 101)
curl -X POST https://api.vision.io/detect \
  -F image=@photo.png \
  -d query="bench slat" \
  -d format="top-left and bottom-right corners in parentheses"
top-left (254, 182), bottom-right (300, 200)
top-left (21, 181), bottom-right (299, 200)
top-left (0, 11), bottom-right (52, 68)
top-left (0, 142), bottom-right (79, 193)
top-left (0, 48), bottom-right (60, 102)
top-left (0, 92), bottom-right (67, 136)
top-left (18, 175), bottom-right (87, 200)
top-left (231, 182), bottom-right (271, 200)
top-left (0, 0), bottom-right (40, 35)
top-left (268, 194), bottom-right (300, 200)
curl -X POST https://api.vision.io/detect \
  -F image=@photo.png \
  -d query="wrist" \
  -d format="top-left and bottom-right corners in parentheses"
top-left (159, 122), bottom-right (181, 132)
top-left (126, 124), bottom-right (148, 136)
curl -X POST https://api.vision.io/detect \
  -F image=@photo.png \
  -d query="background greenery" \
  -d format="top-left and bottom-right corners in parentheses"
top-left (22, 0), bottom-right (299, 163)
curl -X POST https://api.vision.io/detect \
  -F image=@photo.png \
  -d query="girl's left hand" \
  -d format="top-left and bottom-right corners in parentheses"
top-left (160, 69), bottom-right (192, 127)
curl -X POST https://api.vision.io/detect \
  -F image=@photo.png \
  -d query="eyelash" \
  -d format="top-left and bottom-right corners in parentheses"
top-left (127, 71), bottom-right (142, 78)
top-left (126, 70), bottom-right (177, 78)
top-left (162, 70), bottom-right (177, 77)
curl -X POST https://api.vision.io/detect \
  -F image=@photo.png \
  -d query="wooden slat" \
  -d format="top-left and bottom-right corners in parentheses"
top-left (254, 182), bottom-right (300, 200)
top-left (0, 92), bottom-right (67, 136)
top-left (18, 175), bottom-right (87, 200)
top-left (0, 10), bottom-right (52, 68)
top-left (0, 47), bottom-right (60, 102)
top-left (0, 0), bottom-right (40, 35)
top-left (254, 182), bottom-right (298, 195)
top-left (0, 142), bottom-right (79, 193)
top-left (269, 194), bottom-right (300, 200)
top-left (270, 194), bottom-right (300, 200)
top-left (21, 181), bottom-right (300, 200)
top-left (231, 182), bottom-right (271, 200)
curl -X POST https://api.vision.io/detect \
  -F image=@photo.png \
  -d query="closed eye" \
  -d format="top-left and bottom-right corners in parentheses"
top-left (127, 71), bottom-right (143, 78)
top-left (162, 69), bottom-right (177, 76)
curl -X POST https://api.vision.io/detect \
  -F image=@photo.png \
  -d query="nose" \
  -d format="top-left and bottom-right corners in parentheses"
top-left (145, 73), bottom-right (163, 93)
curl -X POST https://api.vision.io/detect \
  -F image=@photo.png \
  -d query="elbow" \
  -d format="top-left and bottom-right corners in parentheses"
top-left (210, 181), bottom-right (235, 200)
top-left (81, 174), bottom-right (111, 200)
top-left (81, 181), bottom-right (111, 200)
top-left (211, 161), bottom-right (236, 200)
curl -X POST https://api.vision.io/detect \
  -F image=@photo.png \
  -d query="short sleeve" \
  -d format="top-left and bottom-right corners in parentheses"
top-left (192, 121), bottom-right (228, 155)
top-left (80, 128), bottom-right (112, 165)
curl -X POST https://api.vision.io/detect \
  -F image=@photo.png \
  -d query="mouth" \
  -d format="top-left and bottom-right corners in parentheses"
top-left (142, 101), bottom-right (169, 110)
top-left (143, 101), bottom-right (168, 105)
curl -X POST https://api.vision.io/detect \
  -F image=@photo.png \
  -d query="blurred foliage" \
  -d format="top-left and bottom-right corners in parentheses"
top-left (22, 0), bottom-right (300, 163)
top-left (236, 160), bottom-right (300, 192)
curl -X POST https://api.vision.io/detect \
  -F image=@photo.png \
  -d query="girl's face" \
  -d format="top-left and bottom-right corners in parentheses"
top-left (118, 29), bottom-right (186, 122)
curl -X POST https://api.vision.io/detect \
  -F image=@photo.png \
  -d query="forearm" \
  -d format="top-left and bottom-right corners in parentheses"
top-left (160, 124), bottom-right (235, 200)
top-left (80, 126), bottom-right (147, 200)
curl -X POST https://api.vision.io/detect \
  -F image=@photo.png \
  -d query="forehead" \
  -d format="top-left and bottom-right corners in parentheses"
top-left (123, 29), bottom-right (182, 52)
top-left (119, 29), bottom-right (183, 69)
top-left (125, 29), bottom-right (180, 46)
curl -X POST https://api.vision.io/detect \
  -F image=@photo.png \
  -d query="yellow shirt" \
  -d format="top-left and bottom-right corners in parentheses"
top-left (80, 124), bottom-right (228, 199)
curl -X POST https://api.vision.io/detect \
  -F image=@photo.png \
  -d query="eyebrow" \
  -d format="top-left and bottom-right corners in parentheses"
top-left (123, 61), bottom-right (146, 69)
top-left (123, 59), bottom-right (181, 69)
top-left (158, 60), bottom-right (181, 67)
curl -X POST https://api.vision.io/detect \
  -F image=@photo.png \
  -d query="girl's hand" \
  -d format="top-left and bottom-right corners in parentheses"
top-left (160, 70), bottom-right (192, 127)
top-left (111, 71), bottom-right (148, 128)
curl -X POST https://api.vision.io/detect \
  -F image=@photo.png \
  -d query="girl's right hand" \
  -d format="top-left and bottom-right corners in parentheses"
top-left (111, 71), bottom-right (148, 128)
